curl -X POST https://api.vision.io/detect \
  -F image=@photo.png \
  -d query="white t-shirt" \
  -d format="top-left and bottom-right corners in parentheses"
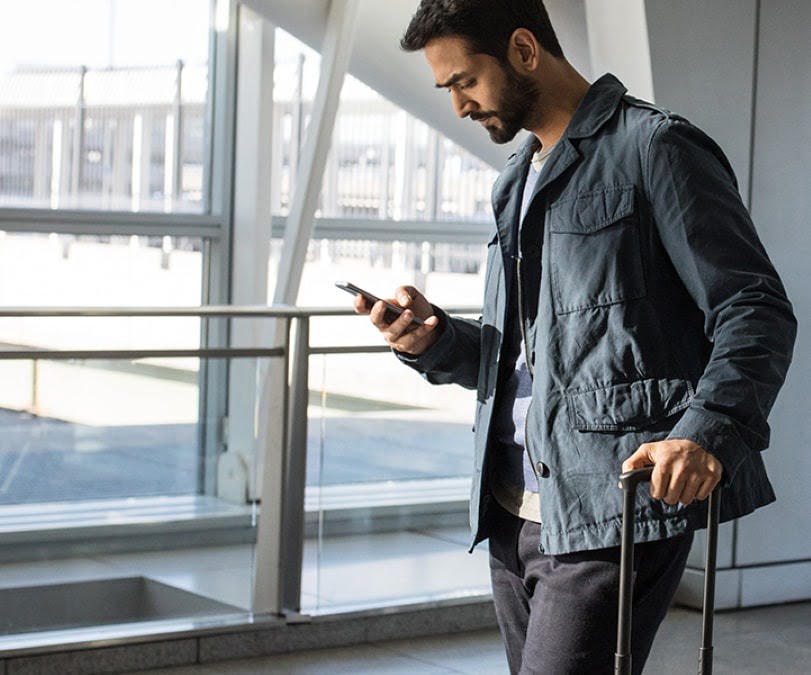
top-left (491, 141), bottom-right (556, 524)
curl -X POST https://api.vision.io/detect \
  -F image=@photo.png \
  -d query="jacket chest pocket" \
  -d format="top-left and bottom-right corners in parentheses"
top-left (548, 185), bottom-right (646, 314)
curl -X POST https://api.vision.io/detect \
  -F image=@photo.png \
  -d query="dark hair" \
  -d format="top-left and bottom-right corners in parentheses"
top-left (400, 0), bottom-right (563, 60)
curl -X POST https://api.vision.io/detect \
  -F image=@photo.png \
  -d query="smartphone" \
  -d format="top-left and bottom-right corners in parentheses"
top-left (335, 280), bottom-right (424, 326)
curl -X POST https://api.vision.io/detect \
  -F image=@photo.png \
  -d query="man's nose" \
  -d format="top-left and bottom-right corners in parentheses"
top-left (451, 90), bottom-right (476, 118)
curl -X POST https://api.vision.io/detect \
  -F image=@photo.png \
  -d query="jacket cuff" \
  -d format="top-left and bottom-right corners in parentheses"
top-left (667, 406), bottom-right (749, 485)
top-left (393, 305), bottom-right (456, 372)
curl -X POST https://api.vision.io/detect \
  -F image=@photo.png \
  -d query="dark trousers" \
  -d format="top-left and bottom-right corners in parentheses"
top-left (488, 502), bottom-right (693, 675)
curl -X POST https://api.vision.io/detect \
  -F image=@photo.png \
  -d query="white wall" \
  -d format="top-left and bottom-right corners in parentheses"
top-left (546, 0), bottom-right (593, 80)
top-left (736, 0), bottom-right (811, 580)
top-left (644, 0), bottom-right (758, 203)
top-left (584, 0), bottom-right (654, 100)
top-left (644, 0), bottom-right (811, 606)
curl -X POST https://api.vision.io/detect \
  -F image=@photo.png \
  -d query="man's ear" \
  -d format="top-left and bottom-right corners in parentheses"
top-left (508, 28), bottom-right (541, 73)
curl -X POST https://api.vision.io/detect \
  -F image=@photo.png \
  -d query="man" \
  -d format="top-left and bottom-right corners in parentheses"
top-left (355, 1), bottom-right (796, 672)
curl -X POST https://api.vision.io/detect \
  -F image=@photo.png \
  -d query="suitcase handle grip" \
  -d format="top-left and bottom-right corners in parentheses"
top-left (615, 464), bottom-right (721, 675)
top-left (618, 466), bottom-right (654, 491)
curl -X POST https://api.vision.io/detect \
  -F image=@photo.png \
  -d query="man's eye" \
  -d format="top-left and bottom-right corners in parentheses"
top-left (460, 80), bottom-right (475, 90)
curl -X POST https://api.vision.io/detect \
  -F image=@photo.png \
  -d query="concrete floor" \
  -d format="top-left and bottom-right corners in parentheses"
top-left (131, 601), bottom-right (811, 675)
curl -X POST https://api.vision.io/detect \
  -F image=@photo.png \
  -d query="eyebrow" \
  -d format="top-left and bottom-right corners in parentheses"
top-left (435, 72), bottom-right (468, 89)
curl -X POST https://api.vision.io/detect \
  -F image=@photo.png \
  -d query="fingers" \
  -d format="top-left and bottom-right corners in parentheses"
top-left (396, 286), bottom-right (415, 308)
top-left (676, 473), bottom-right (704, 505)
top-left (621, 444), bottom-right (653, 474)
top-left (396, 285), bottom-right (433, 318)
top-left (377, 301), bottom-right (416, 340)
top-left (659, 471), bottom-right (701, 505)
top-left (370, 300), bottom-right (439, 355)
top-left (633, 440), bottom-right (723, 505)
top-left (650, 465), bottom-right (671, 501)
top-left (369, 299), bottom-right (402, 330)
top-left (361, 286), bottom-right (441, 356)
top-left (695, 476), bottom-right (718, 502)
top-left (353, 293), bottom-right (372, 315)
top-left (390, 313), bottom-right (440, 354)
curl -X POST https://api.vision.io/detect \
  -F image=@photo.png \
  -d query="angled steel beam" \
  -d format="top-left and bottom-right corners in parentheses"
top-left (272, 0), bottom-right (360, 306)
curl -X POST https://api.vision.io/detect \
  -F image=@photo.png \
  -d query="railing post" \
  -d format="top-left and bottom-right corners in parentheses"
top-left (30, 359), bottom-right (39, 415)
top-left (281, 315), bottom-right (310, 614)
top-left (252, 316), bottom-right (291, 616)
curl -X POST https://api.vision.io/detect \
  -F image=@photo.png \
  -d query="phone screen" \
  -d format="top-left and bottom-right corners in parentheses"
top-left (335, 281), bottom-right (424, 326)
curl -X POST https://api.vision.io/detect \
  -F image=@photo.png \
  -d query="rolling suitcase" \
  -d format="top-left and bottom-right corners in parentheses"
top-left (615, 467), bottom-right (722, 675)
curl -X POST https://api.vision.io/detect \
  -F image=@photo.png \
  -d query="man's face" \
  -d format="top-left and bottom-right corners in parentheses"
top-left (425, 36), bottom-right (538, 144)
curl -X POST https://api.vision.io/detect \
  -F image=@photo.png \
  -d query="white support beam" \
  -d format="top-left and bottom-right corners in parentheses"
top-left (221, 4), bottom-right (275, 506)
top-left (272, 0), bottom-right (360, 306)
top-left (223, 3), bottom-right (281, 617)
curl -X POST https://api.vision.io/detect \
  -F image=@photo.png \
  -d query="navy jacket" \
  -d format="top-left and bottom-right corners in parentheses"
top-left (399, 74), bottom-right (796, 555)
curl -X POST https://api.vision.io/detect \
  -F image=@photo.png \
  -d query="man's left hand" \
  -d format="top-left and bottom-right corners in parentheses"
top-left (622, 439), bottom-right (723, 505)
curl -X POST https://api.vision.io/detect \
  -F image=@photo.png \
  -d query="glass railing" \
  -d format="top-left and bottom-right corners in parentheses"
top-left (303, 337), bottom-right (491, 613)
top-left (0, 303), bottom-right (487, 649)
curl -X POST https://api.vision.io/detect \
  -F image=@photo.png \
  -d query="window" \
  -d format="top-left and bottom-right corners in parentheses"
top-left (0, 0), bottom-right (211, 212)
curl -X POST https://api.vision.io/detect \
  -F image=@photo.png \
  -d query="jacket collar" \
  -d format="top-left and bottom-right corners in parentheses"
top-left (500, 73), bottom-right (627, 167)
top-left (565, 73), bottom-right (627, 139)
top-left (490, 74), bottom-right (627, 253)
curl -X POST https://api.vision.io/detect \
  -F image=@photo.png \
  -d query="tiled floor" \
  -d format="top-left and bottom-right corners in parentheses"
top-left (131, 601), bottom-right (811, 674)
top-left (0, 526), bottom-right (807, 673)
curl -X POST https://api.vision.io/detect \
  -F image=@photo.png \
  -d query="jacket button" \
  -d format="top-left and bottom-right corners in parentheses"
top-left (524, 244), bottom-right (541, 259)
top-left (535, 461), bottom-right (550, 478)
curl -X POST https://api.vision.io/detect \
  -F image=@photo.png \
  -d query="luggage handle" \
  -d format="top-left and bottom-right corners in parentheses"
top-left (615, 466), bottom-right (722, 675)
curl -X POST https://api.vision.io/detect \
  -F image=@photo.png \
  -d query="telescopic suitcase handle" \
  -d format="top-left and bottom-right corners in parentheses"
top-left (615, 467), bottom-right (722, 675)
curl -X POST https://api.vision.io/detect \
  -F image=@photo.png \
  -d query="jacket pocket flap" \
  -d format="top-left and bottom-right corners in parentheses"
top-left (549, 185), bottom-right (635, 234)
top-left (567, 377), bottom-right (693, 432)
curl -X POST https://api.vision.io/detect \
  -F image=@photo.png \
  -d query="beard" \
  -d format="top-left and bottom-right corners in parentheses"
top-left (472, 64), bottom-right (539, 144)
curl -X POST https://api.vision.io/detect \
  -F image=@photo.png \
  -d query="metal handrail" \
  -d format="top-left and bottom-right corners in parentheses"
top-left (0, 347), bottom-right (286, 360)
top-left (0, 306), bottom-right (480, 360)
top-left (0, 304), bottom-right (481, 318)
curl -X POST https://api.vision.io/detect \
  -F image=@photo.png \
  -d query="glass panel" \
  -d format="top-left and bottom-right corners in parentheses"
top-left (272, 28), bottom-right (498, 223)
top-left (302, 333), bottom-right (491, 613)
top-left (0, 354), bottom-right (261, 647)
top-left (0, 357), bottom-right (200, 504)
top-left (0, 231), bottom-right (203, 308)
top-left (0, 231), bottom-right (207, 506)
top-left (0, 0), bottom-right (211, 212)
top-left (268, 237), bottom-right (488, 309)
top-left (291, 227), bottom-right (489, 611)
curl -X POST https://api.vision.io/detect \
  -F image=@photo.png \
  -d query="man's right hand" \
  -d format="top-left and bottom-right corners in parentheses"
top-left (354, 285), bottom-right (442, 356)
